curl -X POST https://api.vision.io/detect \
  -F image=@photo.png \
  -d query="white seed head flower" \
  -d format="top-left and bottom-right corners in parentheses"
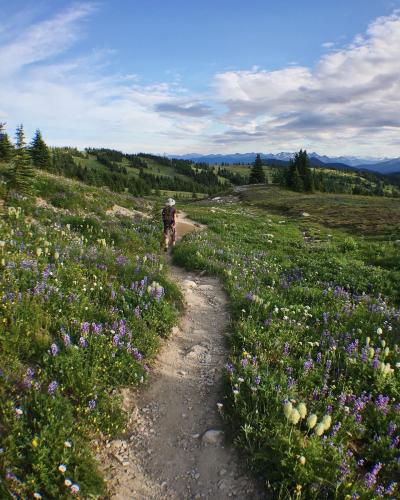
top-left (283, 402), bottom-right (293, 419)
top-left (58, 464), bottom-right (67, 473)
top-left (307, 414), bottom-right (318, 429)
top-left (377, 327), bottom-right (383, 335)
top-left (297, 403), bottom-right (307, 419)
top-left (64, 479), bottom-right (72, 487)
top-left (315, 423), bottom-right (325, 436)
top-left (322, 415), bottom-right (332, 431)
top-left (36, 248), bottom-right (42, 257)
top-left (369, 347), bottom-right (375, 358)
top-left (64, 441), bottom-right (72, 448)
top-left (289, 408), bottom-right (301, 425)
top-left (33, 494), bottom-right (42, 499)
top-left (299, 456), bottom-right (306, 465)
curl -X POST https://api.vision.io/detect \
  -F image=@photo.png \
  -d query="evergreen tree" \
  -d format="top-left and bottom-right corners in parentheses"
top-left (30, 129), bottom-right (51, 169)
top-left (249, 154), bottom-right (266, 184)
top-left (0, 123), bottom-right (14, 161)
top-left (7, 125), bottom-right (35, 196)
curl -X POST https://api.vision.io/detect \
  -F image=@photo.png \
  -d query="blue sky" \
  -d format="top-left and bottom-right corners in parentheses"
top-left (1, 0), bottom-right (400, 156)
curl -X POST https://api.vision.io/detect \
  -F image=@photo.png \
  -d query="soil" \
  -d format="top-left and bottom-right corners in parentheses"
top-left (99, 212), bottom-right (264, 499)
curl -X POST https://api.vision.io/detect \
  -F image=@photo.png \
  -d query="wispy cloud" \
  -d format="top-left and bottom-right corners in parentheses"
top-left (1, 5), bottom-right (400, 155)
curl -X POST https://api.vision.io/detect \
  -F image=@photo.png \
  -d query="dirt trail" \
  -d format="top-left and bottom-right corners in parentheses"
top-left (100, 213), bottom-right (263, 499)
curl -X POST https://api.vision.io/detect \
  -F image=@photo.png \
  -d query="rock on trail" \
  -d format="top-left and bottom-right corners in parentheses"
top-left (99, 214), bottom-right (263, 499)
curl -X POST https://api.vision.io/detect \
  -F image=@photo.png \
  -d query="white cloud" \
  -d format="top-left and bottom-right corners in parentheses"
top-left (322, 42), bottom-right (335, 49)
top-left (212, 11), bottom-right (400, 155)
top-left (1, 5), bottom-right (400, 156)
top-left (0, 3), bottom-right (212, 153)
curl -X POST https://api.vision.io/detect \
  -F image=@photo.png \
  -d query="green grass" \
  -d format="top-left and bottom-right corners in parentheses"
top-left (173, 194), bottom-right (400, 499)
top-left (0, 171), bottom-right (182, 498)
top-left (240, 185), bottom-right (400, 239)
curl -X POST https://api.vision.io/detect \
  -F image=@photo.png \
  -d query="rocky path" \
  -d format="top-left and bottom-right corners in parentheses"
top-left (100, 214), bottom-right (263, 499)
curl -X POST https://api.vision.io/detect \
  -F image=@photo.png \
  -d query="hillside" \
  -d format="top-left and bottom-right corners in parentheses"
top-left (1, 156), bottom-right (400, 498)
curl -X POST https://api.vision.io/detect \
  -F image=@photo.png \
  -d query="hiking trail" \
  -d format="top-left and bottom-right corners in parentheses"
top-left (99, 212), bottom-right (263, 499)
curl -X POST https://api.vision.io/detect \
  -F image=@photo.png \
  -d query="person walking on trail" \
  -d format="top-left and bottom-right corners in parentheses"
top-left (162, 198), bottom-right (176, 251)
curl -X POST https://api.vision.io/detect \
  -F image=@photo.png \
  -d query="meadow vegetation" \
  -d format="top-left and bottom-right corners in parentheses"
top-left (0, 171), bottom-right (181, 498)
top-left (174, 189), bottom-right (400, 498)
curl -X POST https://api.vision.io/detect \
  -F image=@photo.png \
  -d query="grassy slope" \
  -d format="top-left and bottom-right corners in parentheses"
top-left (0, 169), bottom-right (182, 498)
top-left (173, 187), bottom-right (400, 498)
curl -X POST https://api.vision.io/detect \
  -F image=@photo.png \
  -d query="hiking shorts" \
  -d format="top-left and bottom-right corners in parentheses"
top-left (163, 224), bottom-right (176, 242)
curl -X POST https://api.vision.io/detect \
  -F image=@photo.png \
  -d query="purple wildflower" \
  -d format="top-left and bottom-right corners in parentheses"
top-left (49, 343), bottom-right (59, 356)
top-left (92, 323), bottom-right (103, 335)
top-left (303, 358), bottom-right (313, 374)
top-left (63, 332), bottom-right (72, 346)
top-left (80, 322), bottom-right (90, 334)
top-left (112, 334), bottom-right (120, 347)
top-left (375, 395), bottom-right (390, 415)
top-left (88, 399), bottom-right (96, 410)
top-left (226, 363), bottom-right (234, 374)
top-left (79, 337), bottom-right (88, 348)
top-left (254, 375), bottom-right (261, 385)
top-left (283, 342), bottom-right (289, 356)
top-left (48, 380), bottom-right (59, 395)
top-left (241, 358), bottom-right (248, 367)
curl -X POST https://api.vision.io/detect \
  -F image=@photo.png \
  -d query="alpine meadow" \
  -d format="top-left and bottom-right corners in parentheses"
top-left (1, 2), bottom-right (400, 499)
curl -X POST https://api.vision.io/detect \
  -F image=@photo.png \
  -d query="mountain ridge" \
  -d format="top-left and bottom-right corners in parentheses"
top-left (170, 152), bottom-right (400, 174)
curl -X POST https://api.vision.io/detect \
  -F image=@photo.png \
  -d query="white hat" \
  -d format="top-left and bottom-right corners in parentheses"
top-left (166, 198), bottom-right (175, 206)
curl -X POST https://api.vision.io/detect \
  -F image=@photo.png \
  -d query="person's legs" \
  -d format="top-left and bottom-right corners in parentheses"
top-left (163, 226), bottom-right (169, 251)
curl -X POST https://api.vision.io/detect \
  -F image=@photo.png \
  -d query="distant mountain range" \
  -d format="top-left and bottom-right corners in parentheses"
top-left (171, 152), bottom-right (400, 174)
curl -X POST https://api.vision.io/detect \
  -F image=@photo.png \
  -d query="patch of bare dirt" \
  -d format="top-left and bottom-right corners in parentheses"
top-left (99, 214), bottom-right (263, 499)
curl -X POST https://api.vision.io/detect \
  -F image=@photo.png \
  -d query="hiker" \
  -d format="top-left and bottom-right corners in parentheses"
top-left (162, 198), bottom-right (176, 251)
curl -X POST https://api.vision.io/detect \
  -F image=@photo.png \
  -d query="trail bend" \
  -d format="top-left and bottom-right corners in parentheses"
top-left (100, 212), bottom-right (263, 499)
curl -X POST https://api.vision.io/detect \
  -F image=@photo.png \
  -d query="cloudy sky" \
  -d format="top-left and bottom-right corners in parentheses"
top-left (1, 0), bottom-right (400, 156)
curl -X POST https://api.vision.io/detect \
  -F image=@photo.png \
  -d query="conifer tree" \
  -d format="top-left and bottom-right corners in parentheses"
top-left (7, 125), bottom-right (35, 195)
top-left (249, 153), bottom-right (266, 184)
top-left (0, 122), bottom-right (14, 161)
top-left (30, 129), bottom-right (51, 169)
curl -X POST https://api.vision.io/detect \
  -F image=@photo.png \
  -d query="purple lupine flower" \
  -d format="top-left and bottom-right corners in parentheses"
top-left (48, 380), bottom-right (59, 395)
top-left (287, 376), bottom-right (296, 389)
top-left (316, 352), bottom-right (322, 364)
top-left (116, 255), bottom-right (128, 266)
top-left (92, 323), bottom-right (103, 335)
top-left (325, 359), bottom-right (332, 371)
top-left (347, 339), bottom-right (359, 356)
top-left (385, 482), bottom-right (397, 495)
top-left (339, 393), bottom-right (347, 405)
top-left (303, 358), bottom-right (313, 374)
top-left (245, 292), bottom-right (254, 301)
top-left (134, 305), bottom-right (141, 318)
top-left (226, 363), bottom-right (234, 374)
top-left (283, 342), bottom-right (289, 356)
top-left (132, 348), bottom-right (143, 361)
top-left (254, 375), bottom-right (261, 385)
top-left (241, 358), bottom-right (248, 367)
top-left (375, 486), bottom-right (385, 497)
top-left (63, 333), bottom-right (71, 347)
top-left (79, 337), bottom-right (88, 348)
top-left (22, 367), bottom-right (35, 389)
top-left (375, 395), bottom-right (390, 415)
top-left (88, 399), bottom-right (96, 410)
top-left (388, 422), bottom-right (397, 437)
top-left (357, 458), bottom-right (365, 467)
top-left (322, 312), bottom-right (329, 323)
top-left (80, 322), bottom-right (90, 334)
top-left (372, 356), bottom-right (380, 369)
top-left (390, 436), bottom-right (400, 449)
top-left (112, 334), bottom-right (120, 347)
top-left (331, 421), bottom-right (341, 437)
top-left (361, 346), bottom-right (369, 363)
top-left (49, 343), bottom-right (59, 356)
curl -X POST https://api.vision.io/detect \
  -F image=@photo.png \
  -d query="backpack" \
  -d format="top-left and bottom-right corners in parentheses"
top-left (162, 206), bottom-right (175, 226)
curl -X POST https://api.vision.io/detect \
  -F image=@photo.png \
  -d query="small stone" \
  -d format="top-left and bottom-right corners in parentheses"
top-left (122, 461), bottom-right (130, 466)
top-left (184, 280), bottom-right (197, 288)
top-left (198, 284), bottom-right (214, 290)
top-left (301, 212), bottom-right (311, 217)
top-left (202, 429), bottom-right (224, 445)
top-left (178, 370), bottom-right (187, 376)
top-left (219, 469), bottom-right (227, 476)
top-left (194, 473), bottom-right (200, 480)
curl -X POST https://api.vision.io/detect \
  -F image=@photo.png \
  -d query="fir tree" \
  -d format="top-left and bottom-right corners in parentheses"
top-left (7, 125), bottom-right (35, 196)
top-left (0, 122), bottom-right (14, 161)
top-left (30, 129), bottom-right (51, 169)
top-left (249, 154), bottom-right (266, 184)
